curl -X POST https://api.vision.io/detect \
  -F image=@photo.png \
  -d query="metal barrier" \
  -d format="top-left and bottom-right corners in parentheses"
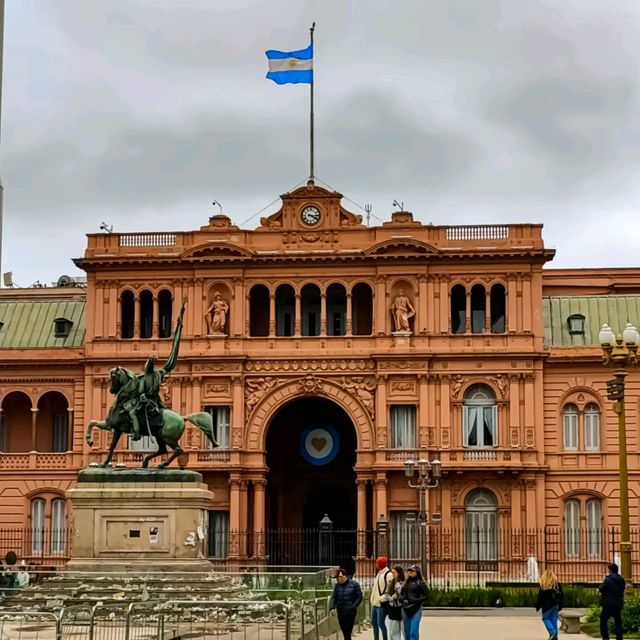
top-left (0, 610), bottom-right (60, 640)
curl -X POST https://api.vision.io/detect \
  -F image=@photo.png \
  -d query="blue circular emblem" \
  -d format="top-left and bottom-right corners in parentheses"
top-left (300, 424), bottom-right (340, 466)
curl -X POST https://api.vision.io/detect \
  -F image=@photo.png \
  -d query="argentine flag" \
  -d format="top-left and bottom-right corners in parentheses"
top-left (265, 44), bottom-right (313, 85)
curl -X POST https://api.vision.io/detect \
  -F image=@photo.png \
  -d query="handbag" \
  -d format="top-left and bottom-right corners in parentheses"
top-left (387, 603), bottom-right (403, 621)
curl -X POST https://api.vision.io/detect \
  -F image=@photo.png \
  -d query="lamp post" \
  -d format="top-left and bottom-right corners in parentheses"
top-left (599, 322), bottom-right (639, 585)
top-left (404, 458), bottom-right (442, 574)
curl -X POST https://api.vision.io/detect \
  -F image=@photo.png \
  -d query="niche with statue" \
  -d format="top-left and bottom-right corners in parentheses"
top-left (204, 285), bottom-right (231, 336)
top-left (389, 280), bottom-right (416, 335)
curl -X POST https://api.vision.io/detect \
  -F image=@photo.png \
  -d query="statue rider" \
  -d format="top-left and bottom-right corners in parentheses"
top-left (127, 303), bottom-right (185, 440)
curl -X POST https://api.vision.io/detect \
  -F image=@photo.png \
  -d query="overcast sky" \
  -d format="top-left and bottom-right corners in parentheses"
top-left (3, 0), bottom-right (640, 286)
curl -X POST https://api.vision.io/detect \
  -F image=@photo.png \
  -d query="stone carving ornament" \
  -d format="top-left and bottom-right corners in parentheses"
top-left (340, 376), bottom-right (376, 418)
top-left (205, 291), bottom-right (229, 335)
top-left (245, 377), bottom-right (279, 415)
top-left (390, 289), bottom-right (415, 333)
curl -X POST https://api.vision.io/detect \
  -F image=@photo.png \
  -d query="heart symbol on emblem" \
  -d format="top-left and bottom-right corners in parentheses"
top-left (311, 437), bottom-right (327, 452)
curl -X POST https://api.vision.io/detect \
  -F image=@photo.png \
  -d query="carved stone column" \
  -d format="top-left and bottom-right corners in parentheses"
top-left (253, 478), bottom-right (267, 558)
top-left (320, 292), bottom-right (327, 336)
top-left (153, 295), bottom-right (160, 338)
top-left (345, 293), bottom-right (353, 336)
top-left (268, 293), bottom-right (276, 337)
top-left (294, 292), bottom-right (301, 337)
top-left (67, 407), bottom-right (74, 452)
top-left (374, 473), bottom-right (388, 521)
top-left (228, 476), bottom-right (242, 558)
top-left (375, 376), bottom-right (387, 448)
top-left (31, 408), bottom-right (38, 451)
top-left (356, 477), bottom-right (368, 557)
top-left (464, 289), bottom-right (471, 334)
top-left (133, 294), bottom-right (140, 338)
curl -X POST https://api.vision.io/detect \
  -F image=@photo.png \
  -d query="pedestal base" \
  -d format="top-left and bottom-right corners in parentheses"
top-left (66, 468), bottom-right (214, 573)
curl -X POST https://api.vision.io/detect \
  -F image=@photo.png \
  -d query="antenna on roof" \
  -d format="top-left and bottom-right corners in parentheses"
top-left (392, 199), bottom-right (404, 211)
top-left (212, 200), bottom-right (223, 213)
top-left (364, 203), bottom-right (372, 226)
top-left (3, 271), bottom-right (13, 288)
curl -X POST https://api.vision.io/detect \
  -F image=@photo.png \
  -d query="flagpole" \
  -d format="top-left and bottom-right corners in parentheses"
top-left (309, 22), bottom-right (315, 181)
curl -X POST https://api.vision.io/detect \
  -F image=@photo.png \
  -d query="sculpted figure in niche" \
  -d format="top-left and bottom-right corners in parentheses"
top-left (206, 291), bottom-right (229, 335)
top-left (390, 288), bottom-right (416, 333)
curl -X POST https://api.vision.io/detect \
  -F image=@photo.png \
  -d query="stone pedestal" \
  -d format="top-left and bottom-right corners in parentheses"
top-left (66, 467), bottom-right (214, 572)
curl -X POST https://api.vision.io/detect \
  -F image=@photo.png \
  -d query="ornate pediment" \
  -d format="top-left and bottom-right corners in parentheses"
top-left (365, 238), bottom-right (439, 257)
top-left (257, 180), bottom-right (364, 231)
top-left (181, 243), bottom-right (253, 261)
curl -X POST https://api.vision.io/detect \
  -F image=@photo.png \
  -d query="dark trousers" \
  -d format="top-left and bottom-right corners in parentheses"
top-left (600, 605), bottom-right (623, 640)
top-left (337, 608), bottom-right (357, 640)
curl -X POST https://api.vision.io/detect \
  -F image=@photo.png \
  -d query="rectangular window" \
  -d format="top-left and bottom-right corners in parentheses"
top-left (389, 511), bottom-right (418, 561)
top-left (563, 410), bottom-right (578, 450)
top-left (586, 500), bottom-right (602, 558)
top-left (208, 510), bottom-right (229, 558)
top-left (463, 406), bottom-right (497, 447)
top-left (390, 405), bottom-right (416, 448)
top-left (51, 499), bottom-right (66, 554)
top-left (564, 500), bottom-right (580, 558)
top-left (205, 406), bottom-right (230, 449)
top-left (584, 409), bottom-right (600, 451)
top-left (31, 499), bottom-right (46, 555)
top-left (53, 414), bottom-right (69, 452)
top-left (129, 434), bottom-right (158, 451)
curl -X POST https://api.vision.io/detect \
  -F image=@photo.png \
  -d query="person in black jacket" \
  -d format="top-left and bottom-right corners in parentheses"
top-left (400, 564), bottom-right (428, 640)
top-left (599, 563), bottom-right (626, 640)
top-left (330, 567), bottom-right (363, 640)
top-left (535, 569), bottom-right (563, 640)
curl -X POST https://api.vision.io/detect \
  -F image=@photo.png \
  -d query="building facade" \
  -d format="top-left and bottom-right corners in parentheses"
top-left (0, 181), bottom-right (638, 575)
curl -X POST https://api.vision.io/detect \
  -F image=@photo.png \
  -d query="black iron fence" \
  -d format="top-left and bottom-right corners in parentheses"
top-left (2, 525), bottom-right (638, 585)
top-left (0, 527), bottom-right (73, 568)
top-left (208, 526), bottom-right (640, 586)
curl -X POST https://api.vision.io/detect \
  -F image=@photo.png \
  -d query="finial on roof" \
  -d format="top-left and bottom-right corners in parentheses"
top-left (306, 179), bottom-right (315, 189)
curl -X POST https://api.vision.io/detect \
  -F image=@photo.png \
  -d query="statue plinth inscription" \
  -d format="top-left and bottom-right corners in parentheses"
top-left (66, 467), bottom-right (214, 573)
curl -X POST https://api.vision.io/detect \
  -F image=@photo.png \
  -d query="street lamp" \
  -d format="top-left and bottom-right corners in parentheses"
top-left (404, 458), bottom-right (442, 573)
top-left (599, 322), bottom-right (639, 585)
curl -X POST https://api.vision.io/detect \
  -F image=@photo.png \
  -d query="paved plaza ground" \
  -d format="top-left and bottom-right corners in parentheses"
top-left (353, 609), bottom-right (582, 640)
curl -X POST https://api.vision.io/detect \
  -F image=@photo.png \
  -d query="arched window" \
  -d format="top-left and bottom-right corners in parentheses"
top-left (51, 498), bottom-right (67, 554)
top-left (158, 289), bottom-right (173, 338)
top-left (249, 285), bottom-right (270, 337)
top-left (490, 284), bottom-right (506, 333)
top-left (464, 489), bottom-right (497, 563)
top-left (463, 385), bottom-right (497, 448)
top-left (326, 284), bottom-right (346, 336)
top-left (139, 290), bottom-right (154, 339)
top-left (31, 498), bottom-right (45, 554)
top-left (562, 404), bottom-right (578, 451)
top-left (275, 284), bottom-right (295, 337)
top-left (584, 404), bottom-right (600, 451)
top-left (564, 499), bottom-right (580, 558)
top-left (120, 291), bottom-right (135, 339)
top-left (450, 285), bottom-right (466, 334)
top-left (470, 284), bottom-right (486, 333)
top-left (586, 499), bottom-right (602, 558)
top-left (352, 283), bottom-right (373, 336)
top-left (301, 284), bottom-right (321, 336)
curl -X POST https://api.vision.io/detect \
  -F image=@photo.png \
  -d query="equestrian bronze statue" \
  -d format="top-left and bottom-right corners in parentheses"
top-left (86, 303), bottom-right (218, 468)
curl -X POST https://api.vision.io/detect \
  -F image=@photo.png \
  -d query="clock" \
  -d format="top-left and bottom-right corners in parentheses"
top-left (301, 206), bottom-right (321, 226)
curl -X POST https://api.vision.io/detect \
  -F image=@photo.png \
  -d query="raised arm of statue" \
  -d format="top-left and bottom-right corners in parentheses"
top-left (162, 302), bottom-right (186, 375)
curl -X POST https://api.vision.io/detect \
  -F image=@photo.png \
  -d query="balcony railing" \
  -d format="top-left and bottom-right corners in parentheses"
top-left (0, 452), bottom-right (72, 470)
top-left (384, 448), bottom-right (519, 464)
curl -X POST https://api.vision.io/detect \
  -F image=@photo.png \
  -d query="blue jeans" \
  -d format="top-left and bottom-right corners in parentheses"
top-left (541, 606), bottom-right (559, 637)
top-left (371, 606), bottom-right (388, 640)
top-left (402, 608), bottom-right (422, 640)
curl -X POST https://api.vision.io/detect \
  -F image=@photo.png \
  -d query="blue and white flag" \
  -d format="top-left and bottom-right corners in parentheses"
top-left (265, 44), bottom-right (313, 85)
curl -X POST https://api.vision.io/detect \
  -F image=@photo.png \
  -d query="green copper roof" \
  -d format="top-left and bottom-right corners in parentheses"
top-left (0, 297), bottom-right (85, 349)
top-left (544, 295), bottom-right (640, 346)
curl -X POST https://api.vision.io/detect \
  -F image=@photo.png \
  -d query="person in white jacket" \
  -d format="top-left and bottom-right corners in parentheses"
top-left (370, 556), bottom-right (392, 640)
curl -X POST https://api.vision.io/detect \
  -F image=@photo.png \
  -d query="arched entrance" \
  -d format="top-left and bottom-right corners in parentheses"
top-left (265, 396), bottom-right (358, 566)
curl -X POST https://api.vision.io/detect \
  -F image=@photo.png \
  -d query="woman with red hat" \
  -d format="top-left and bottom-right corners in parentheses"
top-left (370, 556), bottom-right (393, 640)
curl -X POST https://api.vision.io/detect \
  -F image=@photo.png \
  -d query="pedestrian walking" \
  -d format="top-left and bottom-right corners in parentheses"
top-left (599, 563), bottom-right (626, 640)
top-left (329, 567), bottom-right (363, 640)
top-left (535, 569), bottom-right (563, 640)
top-left (386, 565), bottom-right (405, 640)
top-left (370, 556), bottom-right (393, 640)
top-left (400, 564), bottom-right (427, 640)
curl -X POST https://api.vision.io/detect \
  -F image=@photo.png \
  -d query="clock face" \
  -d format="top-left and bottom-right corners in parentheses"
top-left (301, 206), bottom-right (321, 226)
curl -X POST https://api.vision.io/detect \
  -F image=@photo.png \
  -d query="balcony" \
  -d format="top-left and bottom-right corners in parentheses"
top-left (383, 448), bottom-right (525, 468)
top-left (0, 452), bottom-right (81, 471)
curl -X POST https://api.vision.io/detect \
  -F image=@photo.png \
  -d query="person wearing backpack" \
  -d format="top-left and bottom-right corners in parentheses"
top-left (535, 569), bottom-right (563, 640)
top-left (370, 556), bottom-right (392, 640)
